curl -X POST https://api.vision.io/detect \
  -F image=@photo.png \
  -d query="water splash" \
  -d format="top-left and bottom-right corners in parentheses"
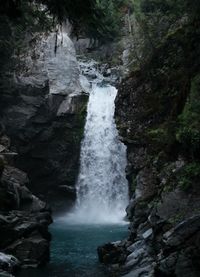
top-left (66, 84), bottom-right (128, 225)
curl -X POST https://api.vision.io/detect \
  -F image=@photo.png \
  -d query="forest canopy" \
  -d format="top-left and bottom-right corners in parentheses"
top-left (0, 0), bottom-right (128, 40)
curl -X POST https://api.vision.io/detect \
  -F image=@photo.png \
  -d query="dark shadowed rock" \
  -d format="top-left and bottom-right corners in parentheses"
top-left (97, 243), bottom-right (127, 265)
top-left (0, 253), bottom-right (20, 274)
top-left (135, 167), bottom-right (157, 201)
top-left (0, 135), bottom-right (52, 273)
top-left (163, 215), bottom-right (200, 247)
top-left (5, 236), bottom-right (49, 267)
top-left (100, 24), bottom-right (200, 277)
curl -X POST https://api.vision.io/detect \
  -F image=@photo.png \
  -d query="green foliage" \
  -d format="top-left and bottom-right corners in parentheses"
top-left (168, 212), bottom-right (185, 224)
top-left (39, 0), bottom-right (128, 41)
top-left (176, 75), bottom-right (200, 159)
top-left (0, 0), bottom-right (128, 63)
top-left (86, 0), bottom-right (123, 41)
top-left (148, 128), bottom-right (167, 142)
top-left (0, 0), bottom-right (129, 89)
top-left (0, 1), bottom-right (54, 78)
top-left (146, 121), bottom-right (177, 156)
top-left (178, 162), bottom-right (200, 191)
top-left (128, 0), bottom-right (200, 71)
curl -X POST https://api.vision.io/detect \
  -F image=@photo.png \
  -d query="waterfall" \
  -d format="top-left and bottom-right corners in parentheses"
top-left (67, 82), bottom-right (129, 225)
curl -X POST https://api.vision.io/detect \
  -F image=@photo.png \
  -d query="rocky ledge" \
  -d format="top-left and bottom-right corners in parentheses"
top-left (0, 127), bottom-right (52, 276)
top-left (98, 214), bottom-right (200, 276)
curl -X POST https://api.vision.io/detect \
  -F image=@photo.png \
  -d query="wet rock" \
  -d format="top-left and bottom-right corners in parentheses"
top-left (126, 198), bottom-right (136, 220)
top-left (103, 69), bottom-right (111, 77)
top-left (142, 228), bottom-right (153, 240)
top-left (97, 243), bottom-right (127, 265)
top-left (58, 185), bottom-right (76, 197)
top-left (122, 240), bottom-right (155, 276)
top-left (5, 236), bottom-right (49, 267)
top-left (0, 253), bottom-right (20, 274)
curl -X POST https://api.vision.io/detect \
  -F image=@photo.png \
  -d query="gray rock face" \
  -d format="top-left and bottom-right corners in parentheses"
top-left (0, 31), bottom-right (88, 209)
top-left (45, 32), bottom-right (83, 95)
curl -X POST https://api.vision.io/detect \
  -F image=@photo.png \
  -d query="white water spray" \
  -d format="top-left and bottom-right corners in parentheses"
top-left (65, 83), bottom-right (129, 225)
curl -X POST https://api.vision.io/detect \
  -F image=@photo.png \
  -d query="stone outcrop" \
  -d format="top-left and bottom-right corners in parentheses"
top-left (0, 252), bottom-right (20, 276)
top-left (0, 31), bottom-right (88, 210)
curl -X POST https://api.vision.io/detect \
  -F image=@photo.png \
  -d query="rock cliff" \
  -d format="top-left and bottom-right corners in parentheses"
top-left (0, 31), bottom-right (88, 210)
top-left (98, 22), bottom-right (200, 277)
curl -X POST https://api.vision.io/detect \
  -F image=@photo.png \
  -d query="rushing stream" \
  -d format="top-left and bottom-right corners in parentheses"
top-left (19, 65), bottom-right (129, 277)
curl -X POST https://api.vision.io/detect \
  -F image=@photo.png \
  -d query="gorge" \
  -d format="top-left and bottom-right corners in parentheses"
top-left (17, 60), bottom-right (129, 277)
top-left (1, 1), bottom-right (200, 277)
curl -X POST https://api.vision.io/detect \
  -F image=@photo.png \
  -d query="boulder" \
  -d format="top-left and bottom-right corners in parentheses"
top-left (163, 215), bottom-right (200, 247)
top-left (2, 166), bottom-right (29, 187)
top-left (0, 253), bottom-right (20, 274)
top-left (5, 236), bottom-right (49, 267)
top-left (123, 240), bottom-right (154, 274)
top-left (97, 243), bottom-right (127, 265)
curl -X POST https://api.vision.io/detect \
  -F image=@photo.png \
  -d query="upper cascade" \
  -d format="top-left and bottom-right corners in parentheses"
top-left (62, 61), bottom-right (129, 225)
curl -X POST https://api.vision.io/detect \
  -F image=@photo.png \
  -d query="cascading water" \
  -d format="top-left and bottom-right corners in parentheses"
top-left (19, 62), bottom-right (129, 277)
top-left (72, 84), bottom-right (129, 224)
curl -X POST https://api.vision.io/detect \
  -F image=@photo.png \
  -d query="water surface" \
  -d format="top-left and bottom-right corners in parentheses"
top-left (19, 219), bottom-right (128, 277)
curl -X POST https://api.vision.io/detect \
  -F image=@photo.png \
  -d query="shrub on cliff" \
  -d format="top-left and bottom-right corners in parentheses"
top-left (176, 75), bottom-right (200, 160)
top-left (127, 0), bottom-right (200, 70)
